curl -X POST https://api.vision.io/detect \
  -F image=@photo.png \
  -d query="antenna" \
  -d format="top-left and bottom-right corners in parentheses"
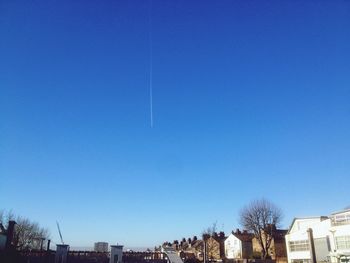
top-left (56, 221), bottom-right (64, 245)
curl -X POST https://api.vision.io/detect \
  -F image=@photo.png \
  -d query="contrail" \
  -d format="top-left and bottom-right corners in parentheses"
top-left (149, 0), bottom-right (153, 128)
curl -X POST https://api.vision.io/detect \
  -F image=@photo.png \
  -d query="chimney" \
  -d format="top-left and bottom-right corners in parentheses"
top-left (47, 240), bottom-right (51, 251)
top-left (5, 220), bottom-right (16, 250)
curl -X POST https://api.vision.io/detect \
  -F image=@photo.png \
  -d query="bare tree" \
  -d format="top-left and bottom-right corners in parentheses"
top-left (239, 199), bottom-right (283, 259)
top-left (0, 210), bottom-right (50, 250)
top-left (202, 221), bottom-right (217, 237)
top-left (202, 221), bottom-right (218, 263)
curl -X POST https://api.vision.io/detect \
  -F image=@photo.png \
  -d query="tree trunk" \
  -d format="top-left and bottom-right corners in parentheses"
top-left (262, 250), bottom-right (268, 260)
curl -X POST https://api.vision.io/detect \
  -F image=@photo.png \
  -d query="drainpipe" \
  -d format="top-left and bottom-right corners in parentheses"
top-left (307, 228), bottom-right (317, 263)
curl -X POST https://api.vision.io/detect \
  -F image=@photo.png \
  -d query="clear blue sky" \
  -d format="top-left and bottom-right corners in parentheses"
top-left (1, 0), bottom-right (349, 248)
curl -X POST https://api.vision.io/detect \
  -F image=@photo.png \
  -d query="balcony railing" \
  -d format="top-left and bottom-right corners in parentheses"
top-left (331, 214), bottom-right (350, 226)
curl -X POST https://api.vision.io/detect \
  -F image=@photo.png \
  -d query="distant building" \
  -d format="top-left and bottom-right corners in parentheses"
top-left (225, 230), bottom-right (253, 259)
top-left (94, 242), bottom-right (109, 252)
top-left (285, 209), bottom-right (350, 263)
top-left (167, 233), bottom-right (226, 261)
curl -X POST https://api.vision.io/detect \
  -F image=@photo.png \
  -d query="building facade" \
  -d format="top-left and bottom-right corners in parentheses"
top-left (224, 230), bottom-right (253, 259)
top-left (285, 209), bottom-right (350, 263)
top-left (252, 227), bottom-right (288, 261)
top-left (94, 242), bottom-right (109, 253)
top-left (206, 236), bottom-right (221, 261)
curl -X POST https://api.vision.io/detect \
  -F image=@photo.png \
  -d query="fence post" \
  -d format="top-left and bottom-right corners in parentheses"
top-left (55, 244), bottom-right (69, 263)
top-left (110, 245), bottom-right (123, 263)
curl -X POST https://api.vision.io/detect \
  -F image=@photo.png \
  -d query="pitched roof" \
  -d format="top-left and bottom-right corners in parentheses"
top-left (181, 242), bottom-right (190, 250)
top-left (272, 229), bottom-right (288, 240)
top-left (191, 240), bottom-right (203, 249)
top-left (232, 232), bottom-right (254, 242)
top-left (207, 236), bottom-right (220, 243)
top-left (287, 217), bottom-right (328, 234)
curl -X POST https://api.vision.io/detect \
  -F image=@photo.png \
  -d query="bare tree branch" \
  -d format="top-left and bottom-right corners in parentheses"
top-left (0, 209), bottom-right (50, 250)
top-left (239, 199), bottom-right (283, 259)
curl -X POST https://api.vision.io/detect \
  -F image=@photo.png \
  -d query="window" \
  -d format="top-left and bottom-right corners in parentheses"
top-left (289, 240), bottom-right (310, 252)
top-left (335, 236), bottom-right (350, 250)
top-left (332, 213), bottom-right (350, 226)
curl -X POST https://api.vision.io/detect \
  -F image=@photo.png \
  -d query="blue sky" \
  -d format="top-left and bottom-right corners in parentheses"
top-left (1, 0), bottom-right (349, 248)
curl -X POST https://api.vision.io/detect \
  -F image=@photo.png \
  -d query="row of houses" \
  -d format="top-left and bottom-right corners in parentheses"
top-left (164, 227), bottom-right (287, 262)
top-left (164, 208), bottom-right (350, 263)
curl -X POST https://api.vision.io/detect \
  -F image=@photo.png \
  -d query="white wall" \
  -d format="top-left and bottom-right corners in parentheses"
top-left (286, 214), bottom-right (350, 263)
top-left (289, 218), bottom-right (324, 234)
top-left (110, 245), bottom-right (123, 263)
top-left (286, 218), bottom-right (330, 263)
top-left (225, 234), bottom-right (242, 259)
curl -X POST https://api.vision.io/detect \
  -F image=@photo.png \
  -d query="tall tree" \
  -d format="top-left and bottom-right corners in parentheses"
top-left (239, 199), bottom-right (283, 259)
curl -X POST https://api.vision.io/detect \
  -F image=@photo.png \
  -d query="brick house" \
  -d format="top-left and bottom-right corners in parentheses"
top-left (252, 226), bottom-right (288, 260)
top-left (206, 236), bottom-right (221, 261)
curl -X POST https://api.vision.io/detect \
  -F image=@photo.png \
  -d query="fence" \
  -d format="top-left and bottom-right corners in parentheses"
top-left (0, 250), bottom-right (167, 263)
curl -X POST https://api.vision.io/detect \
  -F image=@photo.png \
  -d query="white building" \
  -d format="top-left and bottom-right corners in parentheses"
top-left (285, 209), bottom-right (350, 263)
top-left (94, 242), bottom-right (109, 252)
top-left (110, 245), bottom-right (123, 263)
top-left (225, 231), bottom-right (253, 259)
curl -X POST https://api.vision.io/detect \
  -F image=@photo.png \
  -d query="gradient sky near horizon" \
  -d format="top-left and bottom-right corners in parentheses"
top-left (1, 0), bottom-right (350, 248)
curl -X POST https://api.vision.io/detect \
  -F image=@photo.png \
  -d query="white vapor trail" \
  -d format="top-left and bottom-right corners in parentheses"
top-left (149, 0), bottom-right (153, 128)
